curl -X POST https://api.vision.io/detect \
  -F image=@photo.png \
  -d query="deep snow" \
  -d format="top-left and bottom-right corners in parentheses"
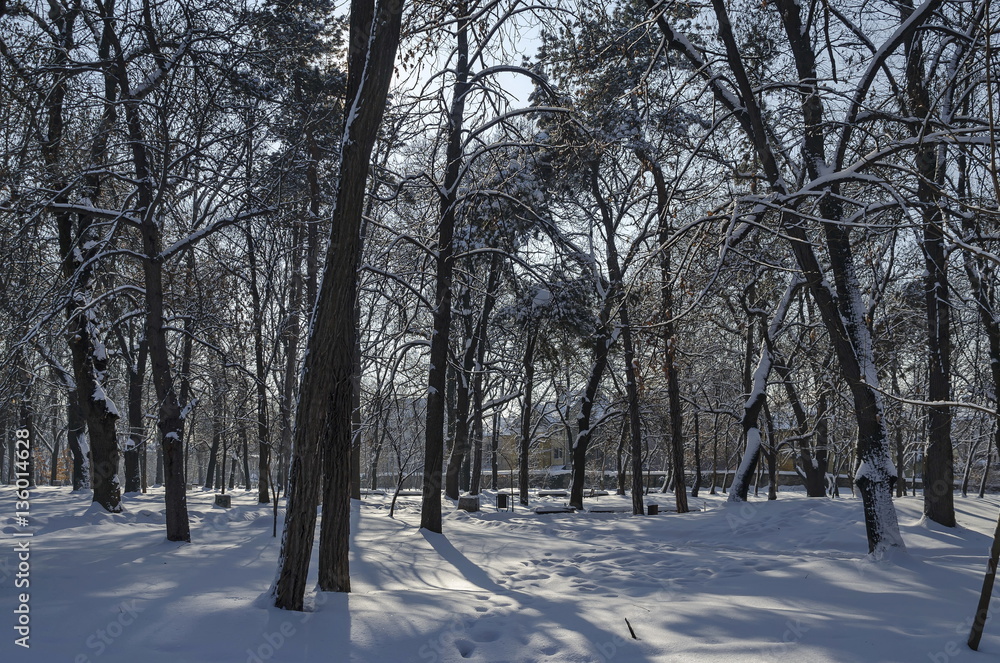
top-left (2, 486), bottom-right (1000, 662)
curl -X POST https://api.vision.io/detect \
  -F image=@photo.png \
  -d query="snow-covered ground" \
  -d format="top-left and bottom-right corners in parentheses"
top-left (2, 485), bottom-right (1000, 662)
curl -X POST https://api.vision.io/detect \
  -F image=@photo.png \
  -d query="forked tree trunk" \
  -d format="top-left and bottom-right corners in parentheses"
top-left (272, 0), bottom-right (405, 610)
top-left (117, 37), bottom-right (191, 539)
top-left (41, 4), bottom-right (120, 510)
top-left (588, 159), bottom-right (644, 514)
top-left (730, 280), bottom-right (799, 501)
top-left (774, 352), bottom-right (826, 497)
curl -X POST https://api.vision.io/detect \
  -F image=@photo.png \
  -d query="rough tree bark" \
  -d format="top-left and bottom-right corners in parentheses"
top-left (420, 3), bottom-right (470, 533)
top-left (272, 0), bottom-right (405, 610)
top-left (42, 4), bottom-right (121, 511)
top-left (902, 0), bottom-right (955, 527)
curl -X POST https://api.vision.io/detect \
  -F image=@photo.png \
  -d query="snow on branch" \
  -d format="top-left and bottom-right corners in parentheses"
top-left (158, 208), bottom-right (274, 261)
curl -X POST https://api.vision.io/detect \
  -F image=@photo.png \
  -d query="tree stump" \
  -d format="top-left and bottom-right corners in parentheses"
top-left (457, 495), bottom-right (480, 512)
top-left (214, 494), bottom-right (232, 508)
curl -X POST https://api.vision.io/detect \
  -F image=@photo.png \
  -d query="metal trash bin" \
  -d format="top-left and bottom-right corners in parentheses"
top-left (647, 503), bottom-right (659, 515)
top-left (496, 493), bottom-right (509, 511)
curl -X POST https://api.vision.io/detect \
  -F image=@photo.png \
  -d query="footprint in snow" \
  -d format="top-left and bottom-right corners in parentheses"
top-left (454, 639), bottom-right (475, 658)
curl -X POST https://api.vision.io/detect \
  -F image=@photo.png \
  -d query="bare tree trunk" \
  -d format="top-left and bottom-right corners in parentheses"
top-left (979, 448), bottom-right (992, 499)
top-left (446, 287), bottom-right (475, 500)
top-left (643, 155), bottom-right (687, 513)
top-left (710, 410), bottom-right (719, 495)
top-left (421, 3), bottom-right (469, 533)
top-left (272, 0), bottom-right (405, 609)
top-left (569, 325), bottom-right (613, 510)
top-left (124, 337), bottom-right (148, 494)
top-left (569, 284), bottom-right (613, 509)
top-left (41, 3), bottom-right (121, 511)
top-left (620, 310), bottom-right (645, 516)
top-left (518, 328), bottom-right (537, 506)
top-left (774, 351), bottom-right (826, 497)
top-left (470, 394), bottom-right (484, 495)
top-left (588, 159), bottom-right (644, 514)
top-left (241, 423), bottom-right (252, 491)
top-left (731, 281), bottom-right (799, 501)
top-left (902, 0), bottom-right (955, 527)
top-left (491, 412), bottom-right (500, 491)
top-left (763, 400), bottom-right (778, 500)
top-left (205, 386), bottom-right (222, 491)
top-left (120, 52), bottom-right (191, 540)
top-left (617, 417), bottom-right (627, 496)
top-left (246, 228), bottom-right (272, 505)
top-left (691, 411), bottom-right (702, 498)
top-left (278, 221), bottom-right (305, 496)
top-left (67, 387), bottom-right (89, 491)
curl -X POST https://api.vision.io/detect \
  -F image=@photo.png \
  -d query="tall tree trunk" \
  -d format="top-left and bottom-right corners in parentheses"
top-left (205, 388), bottom-right (222, 491)
top-left (491, 412), bottom-right (500, 490)
top-left (618, 310), bottom-right (645, 515)
top-left (588, 159), bottom-right (644, 514)
top-left (730, 281), bottom-right (799, 501)
top-left (446, 286), bottom-right (475, 500)
top-left (124, 337), bottom-right (148, 494)
top-left (49, 422), bottom-right (61, 486)
top-left (691, 411), bottom-right (702, 498)
top-left (155, 444), bottom-right (164, 487)
top-left (350, 267), bottom-right (366, 501)
top-left (643, 153), bottom-right (687, 513)
top-left (774, 351), bottom-right (826, 497)
top-left (119, 44), bottom-right (191, 539)
top-left (890, 361), bottom-right (908, 497)
top-left (901, 0), bottom-right (955, 527)
top-left (518, 328), bottom-right (538, 506)
top-left (246, 229), bottom-right (272, 505)
top-left (242, 423), bottom-right (252, 491)
top-left (616, 416), bottom-right (628, 496)
top-left (979, 448), bottom-right (992, 499)
top-left (710, 410), bottom-right (719, 495)
top-left (278, 220), bottom-right (305, 496)
top-left (470, 395), bottom-right (484, 495)
top-left (569, 321), bottom-right (613, 510)
top-left (273, 0), bottom-right (405, 609)
top-left (420, 4), bottom-right (469, 533)
top-left (41, 3), bottom-right (120, 510)
top-left (763, 400), bottom-right (778, 500)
